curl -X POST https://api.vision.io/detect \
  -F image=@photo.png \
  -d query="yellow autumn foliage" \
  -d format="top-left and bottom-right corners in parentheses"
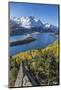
top-left (16, 52), bottom-right (32, 61)
top-left (29, 50), bottom-right (41, 57)
top-left (16, 58), bottom-right (20, 63)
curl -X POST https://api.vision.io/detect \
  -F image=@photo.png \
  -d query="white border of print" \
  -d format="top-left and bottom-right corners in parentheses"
top-left (0, 0), bottom-right (61, 90)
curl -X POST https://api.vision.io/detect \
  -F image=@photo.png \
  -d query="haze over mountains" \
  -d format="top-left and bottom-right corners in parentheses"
top-left (10, 16), bottom-right (58, 35)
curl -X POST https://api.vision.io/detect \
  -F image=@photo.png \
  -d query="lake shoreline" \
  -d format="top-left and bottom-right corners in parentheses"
top-left (10, 32), bottom-right (58, 56)
top-left (11, 40), bottom-right (58, 57)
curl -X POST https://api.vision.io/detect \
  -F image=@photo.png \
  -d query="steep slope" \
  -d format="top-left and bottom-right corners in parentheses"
top-left (9, 40), bottom-right (59, 87)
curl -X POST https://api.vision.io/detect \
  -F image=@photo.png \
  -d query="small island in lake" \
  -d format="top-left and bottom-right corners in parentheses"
top-left (10, 36), bottom-right (36, 46)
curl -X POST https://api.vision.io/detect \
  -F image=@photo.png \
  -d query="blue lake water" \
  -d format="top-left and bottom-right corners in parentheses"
top-left (10, 32), bottom-right (58, 56)
top-left (10, 34), bottom-right (30, 42)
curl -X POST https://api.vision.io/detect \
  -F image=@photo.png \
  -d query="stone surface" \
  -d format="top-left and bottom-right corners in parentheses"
top-left (14, 62), bottom-right (32, 87)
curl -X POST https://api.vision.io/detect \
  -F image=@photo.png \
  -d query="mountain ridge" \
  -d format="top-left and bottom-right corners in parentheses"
top-left (10, 16), bottom-right (58, 35)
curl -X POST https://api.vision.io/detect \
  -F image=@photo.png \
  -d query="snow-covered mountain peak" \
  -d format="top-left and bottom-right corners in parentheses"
top-left (44, 23), bottom-right (51, 28)
top-left (10, 16), bottom-right (58, 32)
top-left (11, 16), bottom-right (43, 28)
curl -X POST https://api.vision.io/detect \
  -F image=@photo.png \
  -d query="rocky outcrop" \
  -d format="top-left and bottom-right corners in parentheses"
top-left (14, 61), bottom-right (32, 87)
top-left (14, 61), bottom-right (40, 87)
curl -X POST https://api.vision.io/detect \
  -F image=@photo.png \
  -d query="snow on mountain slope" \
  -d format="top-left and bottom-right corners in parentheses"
top-left (44, 23), bottom-right (58, 32)
top-left (44, 23), bottom-right (51, 28)
top-left (10, 16), bottom-right (58, 32)
top-left (11, 16), bottom-right (43, 28)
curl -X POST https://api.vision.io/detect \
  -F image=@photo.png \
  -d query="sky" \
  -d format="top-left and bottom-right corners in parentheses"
top-left (9, 2), bottom-right (59, 27)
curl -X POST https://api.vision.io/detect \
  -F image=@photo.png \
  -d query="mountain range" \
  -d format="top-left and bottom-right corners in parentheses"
top-left (10, 16), bottom-right (58, 35)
